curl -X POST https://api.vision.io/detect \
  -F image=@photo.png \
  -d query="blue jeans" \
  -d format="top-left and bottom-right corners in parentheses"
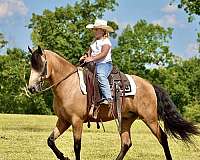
top-left (96, 62), bottom-right (112, 100)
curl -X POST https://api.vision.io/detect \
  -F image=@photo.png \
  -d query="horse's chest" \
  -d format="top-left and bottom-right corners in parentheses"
top-left (53, 100), bottom-right (72, 119)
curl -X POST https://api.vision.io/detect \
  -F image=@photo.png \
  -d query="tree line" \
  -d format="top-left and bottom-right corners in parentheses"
top-left (0, 0), bottom-right (199, 122)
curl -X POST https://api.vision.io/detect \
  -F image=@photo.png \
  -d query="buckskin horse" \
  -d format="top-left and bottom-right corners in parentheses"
top-left (27, 46), bottom-right (199, 160)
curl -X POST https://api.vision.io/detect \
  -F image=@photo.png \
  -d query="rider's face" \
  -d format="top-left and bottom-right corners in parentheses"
top-left (92, 28), bottom-right (105, 39)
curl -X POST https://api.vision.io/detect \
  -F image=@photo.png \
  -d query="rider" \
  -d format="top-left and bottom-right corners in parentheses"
top-left (80, 19), bottom-right (114, 105)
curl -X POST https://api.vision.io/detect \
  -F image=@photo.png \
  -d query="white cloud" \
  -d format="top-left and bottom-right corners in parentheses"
top-left (0, 0), bottom-right (28, 18)
top-left (161, 4), bottom-right (178, 13)
top-left (109, 17), bottom-right (133, 30)
top-left (186, 43), bottom-right (199, 55)
top-left (152, 14), bottom-right (178, 27)
top-left (152, 3), bottom-right (186, 28)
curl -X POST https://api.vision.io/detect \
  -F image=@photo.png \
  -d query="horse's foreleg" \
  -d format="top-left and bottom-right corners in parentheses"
top-left (47, 119), bottom-right (71, 160)
top-left (72, 118), bottom-right (83, 160)
top-left (116, 118), bottom-right (135, 160)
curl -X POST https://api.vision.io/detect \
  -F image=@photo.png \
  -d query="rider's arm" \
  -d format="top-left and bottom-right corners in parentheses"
top-left (91, 44), bottom-right (110, 61)
top-left (79, 47), bottom-right (92, 61)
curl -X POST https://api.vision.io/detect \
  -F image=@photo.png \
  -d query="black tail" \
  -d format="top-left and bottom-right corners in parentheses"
top-left (153, 85), bottom-right (200, 143)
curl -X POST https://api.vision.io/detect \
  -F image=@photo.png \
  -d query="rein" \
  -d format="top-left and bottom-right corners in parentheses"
top-left (34, 53), bottom-right (78, 93)
top-left (38, 68), bottom-right (78, 93)
top-left (37, 62), bottom-right (86, 93)
top-left (29, 52), bottom-right (83, 95)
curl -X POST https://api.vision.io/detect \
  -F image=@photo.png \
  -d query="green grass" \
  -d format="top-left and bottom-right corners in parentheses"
top-left (0, 114), bottom-right (200, 160)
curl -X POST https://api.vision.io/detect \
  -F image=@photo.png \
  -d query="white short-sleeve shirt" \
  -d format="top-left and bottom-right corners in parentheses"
top-left (90, 38), bottom-right (112, 64)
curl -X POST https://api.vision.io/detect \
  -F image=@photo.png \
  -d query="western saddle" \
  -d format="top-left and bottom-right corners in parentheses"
top-left (82, 62), bottom-right (131, 118)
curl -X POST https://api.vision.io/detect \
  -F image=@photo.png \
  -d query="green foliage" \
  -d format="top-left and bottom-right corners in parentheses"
top-left (112, 20), bottom-right (176, 77)
top-left (28, 0), bottom-right (118, 64)
top-left (176, 0), bottom-right (200, 21)
top-left (149, 57), bottom-right (200, 120)
top-left (184, 101), bottom-right (200, 123)
top-left (0, 48), bottom-right (52, 114)
top-left (171, 0), bottom-right (200, 22)
top-left (0, 33), bottom-right (8, 50)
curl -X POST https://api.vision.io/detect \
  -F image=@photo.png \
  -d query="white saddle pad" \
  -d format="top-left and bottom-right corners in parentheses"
top-left (77, 67), bottom-right (136, 96)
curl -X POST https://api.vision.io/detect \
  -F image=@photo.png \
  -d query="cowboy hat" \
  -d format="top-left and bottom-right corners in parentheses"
top-left (86, 19), bottom-right (114, 32)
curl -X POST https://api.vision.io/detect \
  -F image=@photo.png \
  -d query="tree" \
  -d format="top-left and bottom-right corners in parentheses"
top-left (0, 33), bottom-right (8, 50)
top-left (0, 48), bottom-right (52, 114)
top-left (28, 0), bottom-right (118, 64)
top-left (172, 0), bottom-right (200, 22)
top-left (149, 57), bottom-right (200, 121)
top-left (112, 20), bottom-right (176, 77)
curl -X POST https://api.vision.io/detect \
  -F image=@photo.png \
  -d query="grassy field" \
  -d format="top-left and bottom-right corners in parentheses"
top-left (0, 114), bottom-right (200, 160)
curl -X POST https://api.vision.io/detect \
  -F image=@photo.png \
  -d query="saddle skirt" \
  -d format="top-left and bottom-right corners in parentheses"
top-left (77, 67), bottom-right (136, 96)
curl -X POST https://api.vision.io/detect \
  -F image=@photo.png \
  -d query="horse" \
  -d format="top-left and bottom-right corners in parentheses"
top-left (27, 46), bottom-right (199, 160)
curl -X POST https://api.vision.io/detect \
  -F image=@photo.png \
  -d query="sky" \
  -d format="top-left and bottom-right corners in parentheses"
top-left (0, 0), bottom-right (199, 58)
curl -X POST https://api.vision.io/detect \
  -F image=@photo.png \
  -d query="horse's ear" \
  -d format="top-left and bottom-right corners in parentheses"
top-left (38, 46), bottom-right (43, 55)
top-left (28, 46), bottom-right (33, 54)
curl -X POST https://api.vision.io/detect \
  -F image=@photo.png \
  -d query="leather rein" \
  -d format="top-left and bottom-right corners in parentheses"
top-left (37, 54), bottom-right (78, 93)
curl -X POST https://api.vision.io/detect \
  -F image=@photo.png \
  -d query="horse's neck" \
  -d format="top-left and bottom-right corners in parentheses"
top-left (45, 51), bottom-right (76, 85)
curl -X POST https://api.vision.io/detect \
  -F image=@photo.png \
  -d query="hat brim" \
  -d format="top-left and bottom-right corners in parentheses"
top-left (86, 24), bottom-right (114, 32)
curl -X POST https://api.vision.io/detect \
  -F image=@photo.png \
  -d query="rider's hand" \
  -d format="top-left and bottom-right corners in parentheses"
top-left (79, 55), bottom-right (87, 61)
top-left (84, 56), bottom-right (94, 63)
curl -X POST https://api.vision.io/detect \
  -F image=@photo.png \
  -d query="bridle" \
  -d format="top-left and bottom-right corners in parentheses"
top-left (37, 54), bottom-right (47, 91)
top-left (36, 54), bottom-right (78, 93)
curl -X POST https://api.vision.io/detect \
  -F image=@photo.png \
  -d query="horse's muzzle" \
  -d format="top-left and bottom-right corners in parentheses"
top-left (28, 84), bottom-right (40, 94)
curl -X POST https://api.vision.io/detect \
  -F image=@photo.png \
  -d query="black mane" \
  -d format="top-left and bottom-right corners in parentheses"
top-left (31, 49), bottom-right (43, 71)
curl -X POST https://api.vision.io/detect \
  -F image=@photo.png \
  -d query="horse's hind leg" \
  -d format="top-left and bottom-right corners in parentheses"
top-left (116, 117), bottom-right (136, 160)
top-left (142, 119), bottom-right (172, 160)
top-left (47, 118), bottom-right (71, 160)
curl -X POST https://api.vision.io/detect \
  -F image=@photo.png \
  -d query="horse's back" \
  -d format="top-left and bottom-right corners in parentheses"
top-left (131, 75), bottom-right (155, 94)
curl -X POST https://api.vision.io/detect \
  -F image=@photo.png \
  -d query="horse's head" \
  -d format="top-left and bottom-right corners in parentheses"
top-left (28, 46), bottom-right (49, 93)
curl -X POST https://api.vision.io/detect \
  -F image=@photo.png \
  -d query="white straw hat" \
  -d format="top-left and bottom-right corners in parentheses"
top-left (86, 19), bottom-right (114, 32)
